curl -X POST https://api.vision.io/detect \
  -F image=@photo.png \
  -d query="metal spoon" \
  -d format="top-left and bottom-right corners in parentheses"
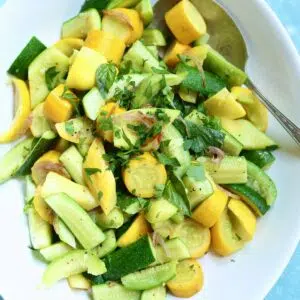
top-left (152, 0), bottom-right (300, 146)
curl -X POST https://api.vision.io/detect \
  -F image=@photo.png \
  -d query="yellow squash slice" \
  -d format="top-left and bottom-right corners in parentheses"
top-left (83, 138), bottom-right (117, 215)
top-left (164, 40), bottom-right (191, 67)
top-left (192, 189), bottom-right (228, 228)
top-left (211, 208), bottom-right (245, 256)
top-left (0, 78), bottom-right (31, 143)
top-left (167, 259), bottom-right (204, 298)
top-left (228, 198), bottom-right (257, 241)
top-left (54, 38), bottom-right (84, 57)
top-left (165, 0), bottom-right (207, 44)
top-left (117, 214), bottom-right (151, 247)
top-left (122, 152), bottom-right (167, 198)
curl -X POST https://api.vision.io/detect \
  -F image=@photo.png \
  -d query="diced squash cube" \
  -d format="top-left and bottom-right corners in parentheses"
top-left (204, 88), bottom-right (246, 119)
top-left (165, 0), bottom-right (207, 44)
top-left (44, 84), bottom-right (77, 123)
top-left (54, 38), bottom-right (84, 57)
top-left (66, 47), bottom-right (107, 91)
top-left (102, 8), bottom-right (143, 45)
top-left (164, 40), bottom-right (191, 67)
top-left (85, 30), bottom-right (126, 64)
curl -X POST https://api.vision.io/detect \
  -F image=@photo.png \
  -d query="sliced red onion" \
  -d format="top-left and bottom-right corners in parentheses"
top-left (207, 146), bottom-right (225, 164)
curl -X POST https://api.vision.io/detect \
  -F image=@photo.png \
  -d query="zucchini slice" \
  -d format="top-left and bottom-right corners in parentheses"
top-left (246, 160), bottom-right (277, 206)
top-left (42, 250), bottom-right (106, 286)
top-left (242, 150), bottom-right (275, 170)
top-left (8, 36), bottom-right (46, 80)
top-left (62, 9), bottom-right (101, 39)
top-left (198, 156), bottom-right (248, 184)
top-left (40, 242), bottom-right (72, 262)
top-left (28, 47), bottom-right (69, 108)
top-left (94, 230), bottom-right (117, 258)
top-left (53, 216), bottom-right (77, 248)
top-left (225, 184), bottom-right (269, 216)
top-left (155, 238), bottom-right (190, 264)
top-left (121, 261), bottom-right (177, 290)
top-left (92, 282), bottom-right (141, 300)
top-left (45, 193), bottom-right (105, 249)
top-left (141, 286), bottom-right (166, 300)
top-left (95, 208), bottom-right (124, 229)
top-left (103, 235), bottom-right (156, 281)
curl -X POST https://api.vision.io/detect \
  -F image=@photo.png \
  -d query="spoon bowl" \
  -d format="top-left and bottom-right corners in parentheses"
top-left (152, 0), bottom-right (300, 146)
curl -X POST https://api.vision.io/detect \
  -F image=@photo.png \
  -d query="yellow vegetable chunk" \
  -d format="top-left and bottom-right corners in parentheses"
top-left (192, 189), bottom-right (228, 228)
top-left (167, 259), bottom-right (204, 298)
top-left (173, 218), bottom-right (211, 258)
top-left (68, 274), bottom-right (91, 290)
top-left (55, 117), bottom-right (93, 144)
top-left (231, 86), bottom-right (268, 132)
top-left (44, 84), bottom-right (77, 123)
top-left (85, 30), bottom-right (126, 65)
top-left (185, 45), bottom-right (209, 63)
top-left (204, 88), bottom-right (246, 119)
top-left (54, 38), bottom-right (84, 57)
top-left (83, 138), bottom-right (117, 215)
top-left (33, 186), bottom-right (54, 224)
top-left (102, 9), bottom-right (137, 46)
top-left (0, 78), bottom-right (31, 143)
top-left (41, 172), bottom-right (99, 211)
top-left (228, 198), bottom-right (257, 241)
top-left (164, 40), bottom-right (191, 68)
top-left (30, 103), bottom-right (52, 137)
top-left (31, 150), bottom-right (69, 185)
top-left (117, 214), bottom-right (151, 247)
top-left (123, 152), bottom-right (167, 198)
top-left (165, 0), bottom-right (207, 44)
top-left (211, 208), bottom-right (245, 256)
top-left (66, 47), bottom-right (107, 91)
top-left (113, 8), bottom-right (144, 45)
top-left (96, 103), bottom-right (126, 143)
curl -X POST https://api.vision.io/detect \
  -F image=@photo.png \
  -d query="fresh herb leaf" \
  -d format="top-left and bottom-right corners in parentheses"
top-left (98, 191), bottom-right (103, 200)
top-left (114, 79), bottom-right (136, 110)
top-left (61, 86), bottom-right (81, 116)
top-left (186, 164), bottom-right (205, 181)
top-left (154, 152), bottom-right (180, 168)
top-left (184, 120), bottom-right (225, 155)
top-left (154, 184), bottom-right (165, 198)
top-left (117, 193), bottom-right (149, 214)
top-left (45, 66), bottom-right (60, 91)
top-left (151, 67), bottom-right (170, 74)
top-left (155, 109), bottom-right (170, 123)
top-left (98, 116), bottom-right (113, 131)
top-left (85, 168), bottom-right (102, 177)
top-left (65, 121), bottom-right (75, 135)
top-left (96, 63), bottom-right (118, 97)
top-left (163, 173), bottom-right (191, 216)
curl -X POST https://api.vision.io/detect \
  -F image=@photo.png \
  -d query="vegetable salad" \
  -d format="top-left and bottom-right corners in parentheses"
top-left (0, 0), bottom-right (278, 299)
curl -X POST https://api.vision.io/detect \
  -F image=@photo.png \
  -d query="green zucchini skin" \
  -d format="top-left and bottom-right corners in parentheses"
top-left (225, 184), bottom-right (269, 216)
top-left (242, 150), bottom-right (275, 169)
top-left (121, 261), bottom-right (177, 290)
top-left (103, 235), bottom-right (156, 281)
top-left (7, 36), bottom-right (46, 80)
top-left (15, 131), bottom-right (57, 177)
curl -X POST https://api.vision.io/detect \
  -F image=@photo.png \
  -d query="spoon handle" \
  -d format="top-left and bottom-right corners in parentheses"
top-left (246, 79), bottom-right (300, 146)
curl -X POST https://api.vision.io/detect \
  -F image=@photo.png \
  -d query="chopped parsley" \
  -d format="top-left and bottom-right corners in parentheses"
top-left (96, 63), bottom-right (118, 97)
top-left (65, 121), bottom-right (75, 135)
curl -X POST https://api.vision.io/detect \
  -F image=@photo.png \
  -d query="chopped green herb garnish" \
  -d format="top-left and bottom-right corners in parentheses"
top-left (65, 121), bottom-right (75, 135)
top-left (96, 63), bottom-right (118, 97)
top-left (45, 66), bottom-right (60, 91)
top-left (85, 168), bottom-right (102, 178)
top-left (98, 191), bottom-right (103, 200)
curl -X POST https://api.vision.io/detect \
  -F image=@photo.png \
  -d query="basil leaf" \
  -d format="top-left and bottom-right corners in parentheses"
top-left (154, 152), bottom-right (180, 168)
top-left (85, 168), bottom-right (102, 177)
top-left (96, 63), bottom-right (118, 97)
top-left (45, 66), bottom-right (60, 91)
top-left (164, 173), bottom-right (191, 216)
